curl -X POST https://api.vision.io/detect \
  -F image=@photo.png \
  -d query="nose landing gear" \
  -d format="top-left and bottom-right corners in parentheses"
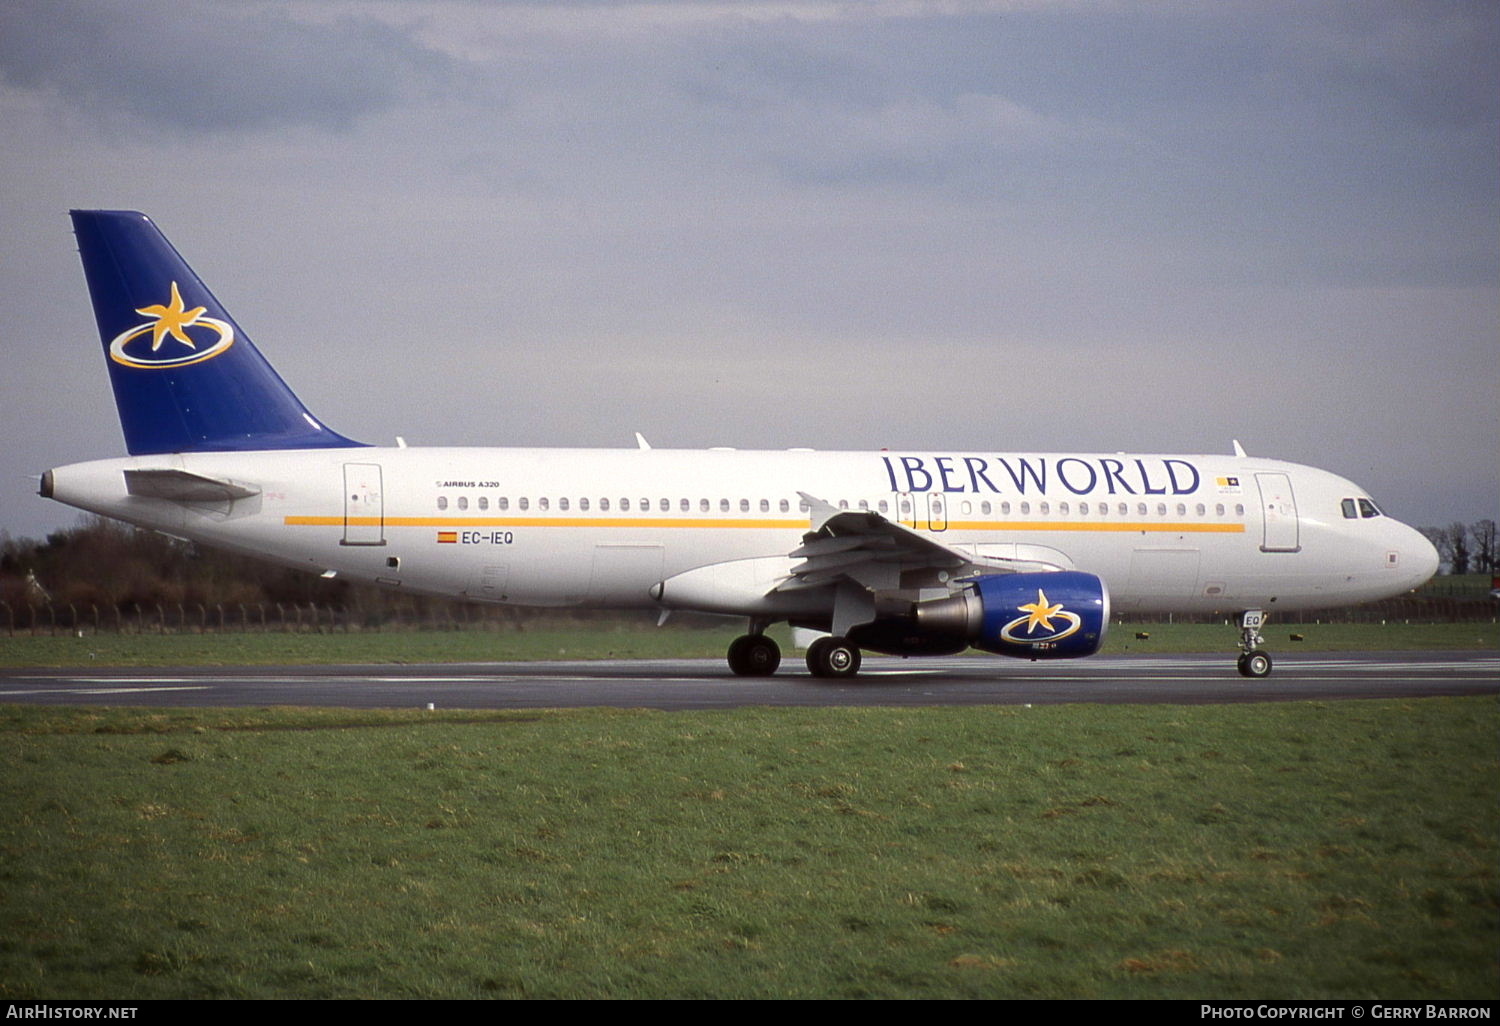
top-left (1236, 610), bottom-right (1272, 678)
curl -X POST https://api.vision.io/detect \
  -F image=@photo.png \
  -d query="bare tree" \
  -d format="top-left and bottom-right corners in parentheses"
top-left (1472, 519), bottom-right (1497, 575)
top-left (1419, 526), bottom-right (1452, 573)
top-left (1447, 522), bottom-right (1471, 575)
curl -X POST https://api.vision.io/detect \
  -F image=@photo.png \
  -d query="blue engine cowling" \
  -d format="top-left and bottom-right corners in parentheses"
top-left (910, 571), bottom-right (1110, 659)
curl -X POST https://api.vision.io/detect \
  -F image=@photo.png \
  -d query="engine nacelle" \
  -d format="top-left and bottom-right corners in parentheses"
top-left (911, 571), bottom-right (1109, 659)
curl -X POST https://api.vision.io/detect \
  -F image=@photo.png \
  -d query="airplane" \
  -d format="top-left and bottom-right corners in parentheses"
top-left (39, 210), bottom-right (1440, 679)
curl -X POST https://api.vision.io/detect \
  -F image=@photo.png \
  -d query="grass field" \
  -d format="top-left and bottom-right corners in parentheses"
top-left (1, 619), bottom-right (1495, 667)
top-left (0, 698), bottom-right (1495, 999)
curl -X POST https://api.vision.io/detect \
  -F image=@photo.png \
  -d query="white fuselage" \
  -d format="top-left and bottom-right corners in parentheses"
top-left (43, 446), bottom-right (1439, 617)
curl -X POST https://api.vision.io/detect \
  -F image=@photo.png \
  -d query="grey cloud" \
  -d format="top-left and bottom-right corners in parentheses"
top-left (0, 0), bottom-right (453, 135)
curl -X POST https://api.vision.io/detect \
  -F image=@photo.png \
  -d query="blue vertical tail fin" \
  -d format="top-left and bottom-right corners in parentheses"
top-left (70, 210), bottom-right (364, 455)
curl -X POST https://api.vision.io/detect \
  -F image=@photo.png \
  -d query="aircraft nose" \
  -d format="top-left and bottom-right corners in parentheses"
top-left (1409, 528), bottom-right (1440, 587)
top-left (1390, 523), bottom-right (1440, 591)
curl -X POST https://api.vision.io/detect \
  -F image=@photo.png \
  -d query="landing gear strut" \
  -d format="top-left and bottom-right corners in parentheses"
top-left (1236, 610), bottom-right (1272, 678)
top-left (727, 633), bottom-right (780, 676)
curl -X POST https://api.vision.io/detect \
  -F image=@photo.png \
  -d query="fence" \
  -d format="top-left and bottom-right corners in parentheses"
top-left (0, 600), bottom-right (569, 636)
top-left (3, 595), bottom-right (1495, 636)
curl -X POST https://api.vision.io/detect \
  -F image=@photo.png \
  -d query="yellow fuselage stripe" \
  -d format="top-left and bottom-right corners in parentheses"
top-left (286, 515), bottom-right (1245, 534)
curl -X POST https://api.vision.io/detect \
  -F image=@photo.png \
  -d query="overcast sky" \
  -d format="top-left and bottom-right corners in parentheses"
top-left (2, 0), bottom-right (1495, 543)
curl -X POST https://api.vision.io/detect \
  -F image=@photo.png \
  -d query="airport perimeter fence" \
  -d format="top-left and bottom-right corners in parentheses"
top-left (1, 599), bottom-right (568, 636)
top-left (2, 595), bottom-right (1495, 636)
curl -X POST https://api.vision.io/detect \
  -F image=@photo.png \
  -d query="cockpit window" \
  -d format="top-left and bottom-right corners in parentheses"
top-left (1358, 498), bottom-right (1382, 519)
top-left (1341, 498), bottom-right (1358, 519)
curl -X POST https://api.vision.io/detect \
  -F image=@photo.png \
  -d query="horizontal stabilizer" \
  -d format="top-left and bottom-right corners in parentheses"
top-left (123, 468), bottom-right (260, 503)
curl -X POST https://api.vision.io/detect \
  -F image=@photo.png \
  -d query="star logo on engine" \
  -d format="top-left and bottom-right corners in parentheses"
top-left (1015, 589), bottom-right (1065, 634)
top-left (1000, 587), bottom-right (1083, 644)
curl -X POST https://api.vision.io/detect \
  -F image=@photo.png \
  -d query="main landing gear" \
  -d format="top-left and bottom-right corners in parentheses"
top-left (1236, 609), bottom-right (1272, 678)
top-left (725, 630), bottom-right (864, 679)
top-left (726, 632), bottom-right (781, 676)
top-left (805, 636), bottom-right (861, 679)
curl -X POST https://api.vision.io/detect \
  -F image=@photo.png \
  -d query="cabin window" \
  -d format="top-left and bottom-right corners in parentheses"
top-left (1058, 501), bottom-right (1069, 515)
top-left (519, 497), bottom-right (529, 511)
top-left (1156, 502), bottom-right (1167, 516)
top-left (780, 499), bottom-right (790, 513)
top-left (859, 499), bottom-right (871, 511)
top-left (457, 496), bottom-right (469, 511)
top-left (1215, 503), bottom-right (1225, 517)
top-left (1235, 503), bottom-right (1245, 516)
top-left (899, 499), bottom-right (911, 515)
top-left (578, 498), bottom-right (589, 511)
top-left (1137, 503), bottom-right (1147, 516)
top-left (699, 499), bottom-right (710, 512)
top-left (498, 497), bottom-right (509, 511)
top-left (558, 497), bottom-right (569, 511)
top-left (960, 500), bottom-right (972, 515)
top-left (980, 501), bottom-right (991, 515)
top-left (838, 499), bottom-right (849, 510)
top-left (1176, 503), bottom-right (1187, 517)
top-left (740, 499), bottom-right (750, 513)
top-left (719, 498), bottom-right (730, 512)
top-left (799, 499), bottom-right (811, 512)
top-left (661, 498), bottom-right (670, 512)
top-left (540, 497), bottom-right (551, 511)
top-left (437, 496), bottom-right (448, 511)
top-left (1195, 503), bottom-right (1206, 516)
top-left (477, 496), bottom-right (487, 511)
top-left (759, 499), bottom-right (770, 513)
top-left (1019, 502), bottom-right (1030, 515)
top-left (1079, 502), bottom-right (1089, 515)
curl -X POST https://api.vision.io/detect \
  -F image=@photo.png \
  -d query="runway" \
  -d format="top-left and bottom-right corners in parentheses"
top-left (1, 651), bottom-right (1495, 710)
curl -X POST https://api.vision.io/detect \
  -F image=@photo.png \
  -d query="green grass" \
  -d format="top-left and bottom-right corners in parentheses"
top-left (1, 619), bottom-right (1494, 667)
top-left (1, 699), bottom-right (1495, 999)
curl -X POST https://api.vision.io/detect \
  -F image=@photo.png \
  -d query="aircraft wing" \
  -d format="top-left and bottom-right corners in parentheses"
top-left (775, 492), bottom-right (1067, 594)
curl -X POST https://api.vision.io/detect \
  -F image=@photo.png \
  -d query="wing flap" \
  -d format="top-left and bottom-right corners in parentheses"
top-left (777, 492), bottom-right (1071, 596)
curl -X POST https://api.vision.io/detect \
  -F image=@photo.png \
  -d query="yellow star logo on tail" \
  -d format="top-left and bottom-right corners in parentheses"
top-left (135, 282), bottom-right (206, 352)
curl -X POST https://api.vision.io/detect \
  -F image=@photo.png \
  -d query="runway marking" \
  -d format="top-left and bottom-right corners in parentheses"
top-left (0, 686), bottom-right (211, 697)
top-left (1265, 659), bottom-right (1500, 672)
top-left (353, 676), bottom-right (520, 684)
top-left (66, 677), bottom-right (206, 685)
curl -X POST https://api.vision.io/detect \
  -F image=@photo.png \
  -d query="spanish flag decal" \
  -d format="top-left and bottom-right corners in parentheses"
top-left (437, 531), bottom-right (458, 544)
